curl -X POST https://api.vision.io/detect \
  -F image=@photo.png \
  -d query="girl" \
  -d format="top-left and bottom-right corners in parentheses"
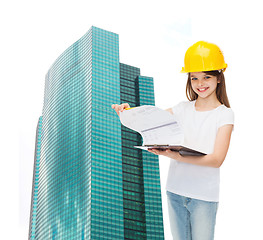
top-left (112, 41), bottom-right (234, 240)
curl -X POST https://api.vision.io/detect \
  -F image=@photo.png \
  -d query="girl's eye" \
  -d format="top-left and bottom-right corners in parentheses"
top-left (205, 76), bottom-right (211, 79)
top-left (191, 77), bottom-right (198, 81)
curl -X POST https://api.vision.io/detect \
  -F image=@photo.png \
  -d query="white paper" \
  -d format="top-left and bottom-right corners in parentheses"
top-left (119, 105), bottom-right (184, 146)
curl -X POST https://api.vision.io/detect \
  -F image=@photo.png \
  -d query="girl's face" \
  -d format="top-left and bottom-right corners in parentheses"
top-left (190, 72), bottom-right (219, 100)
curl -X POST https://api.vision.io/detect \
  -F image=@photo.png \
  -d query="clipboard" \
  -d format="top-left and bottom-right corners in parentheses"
top-left (135, 145), bottom-right (206, 156)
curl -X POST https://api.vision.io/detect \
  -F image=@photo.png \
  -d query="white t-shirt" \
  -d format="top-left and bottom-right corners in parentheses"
top-left (166, 100), bottom-right (234, 202)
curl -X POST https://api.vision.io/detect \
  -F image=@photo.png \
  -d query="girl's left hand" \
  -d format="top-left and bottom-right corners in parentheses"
top-left (148, 148), bottom-right (181, 159)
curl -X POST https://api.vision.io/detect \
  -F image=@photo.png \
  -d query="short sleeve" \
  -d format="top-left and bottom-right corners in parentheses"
top-left (172, 101), bottom-right (187, 117)
top-left (217, 107), bottom-right (235, 130)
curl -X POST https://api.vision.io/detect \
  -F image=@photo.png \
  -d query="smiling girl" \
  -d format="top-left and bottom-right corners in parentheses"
top-left (149, 41), bottom-right (234, 240)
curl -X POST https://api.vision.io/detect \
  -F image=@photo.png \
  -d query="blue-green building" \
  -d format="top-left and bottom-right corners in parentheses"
top-left (29, 26), bottom-right (164, 240)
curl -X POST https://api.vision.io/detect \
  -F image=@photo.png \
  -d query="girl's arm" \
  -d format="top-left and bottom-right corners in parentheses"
top-left (148, 124), bottom-right (233, 168)
top-left (165, 108), bottom-right (173, 114)
top-left (113, 104), bottom-right (173, 115)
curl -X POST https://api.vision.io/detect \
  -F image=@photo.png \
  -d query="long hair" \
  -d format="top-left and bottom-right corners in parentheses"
top-left (186, 70), bottom-right (230, 108)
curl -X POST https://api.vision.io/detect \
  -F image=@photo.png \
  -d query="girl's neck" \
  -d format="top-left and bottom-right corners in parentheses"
top-left (195, 97), bottom-right (222, 111)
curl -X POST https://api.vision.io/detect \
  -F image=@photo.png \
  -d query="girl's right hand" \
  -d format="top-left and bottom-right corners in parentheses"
top-left (111, 103), bottom-right (130, 116)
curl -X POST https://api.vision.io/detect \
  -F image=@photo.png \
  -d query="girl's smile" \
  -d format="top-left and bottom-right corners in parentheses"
top-left (197, 87), bottom-right (209, 92)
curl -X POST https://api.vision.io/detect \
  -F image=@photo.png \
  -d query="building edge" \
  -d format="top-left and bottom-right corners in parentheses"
top-left (28, 116), bottom-right (42, 240)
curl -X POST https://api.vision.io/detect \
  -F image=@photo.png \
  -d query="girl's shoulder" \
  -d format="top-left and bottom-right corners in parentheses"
top-left (173, 100), bottom-right (193, 108)
top-left (216, 105), bottom-right (235, 129)
top-left (218, 105), bottom-right (234, 116)
top-left (171, 101), bottom-right (193, 115)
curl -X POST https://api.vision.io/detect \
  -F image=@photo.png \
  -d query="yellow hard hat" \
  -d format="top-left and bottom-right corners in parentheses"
top-left (181, 41), bottom-right (227, 73)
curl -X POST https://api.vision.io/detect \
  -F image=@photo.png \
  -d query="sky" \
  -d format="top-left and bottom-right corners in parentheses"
top-left (1, 0), bottom-right (263, 239)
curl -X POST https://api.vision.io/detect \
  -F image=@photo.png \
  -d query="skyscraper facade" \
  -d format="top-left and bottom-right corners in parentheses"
top-left (29, 26), bottom-right (164, 239)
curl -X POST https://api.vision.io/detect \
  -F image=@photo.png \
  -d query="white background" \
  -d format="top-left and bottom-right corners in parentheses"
top-left (1, 0), bottom-right (263, 239)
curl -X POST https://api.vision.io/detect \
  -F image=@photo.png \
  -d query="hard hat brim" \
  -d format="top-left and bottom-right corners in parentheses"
top-left (180, 64), bottom-right (227, 73)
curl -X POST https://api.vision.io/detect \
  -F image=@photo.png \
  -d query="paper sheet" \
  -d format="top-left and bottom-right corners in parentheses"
top-left (119, 105), bottom-right (184, 146)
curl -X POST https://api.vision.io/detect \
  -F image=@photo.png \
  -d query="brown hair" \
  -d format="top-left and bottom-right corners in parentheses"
top-left (186, 70), bottom-right (230, 108)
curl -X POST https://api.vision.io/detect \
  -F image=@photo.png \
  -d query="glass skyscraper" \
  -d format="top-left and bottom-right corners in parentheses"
top-left (29, 26), bottom-right (164, 240)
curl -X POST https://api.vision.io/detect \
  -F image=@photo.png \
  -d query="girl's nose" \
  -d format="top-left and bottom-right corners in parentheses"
top-left (197, 79), bottom-right (204, 86)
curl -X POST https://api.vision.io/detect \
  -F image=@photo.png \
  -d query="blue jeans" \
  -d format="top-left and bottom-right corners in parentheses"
top-left (167, 191), bottom-right (218, 240)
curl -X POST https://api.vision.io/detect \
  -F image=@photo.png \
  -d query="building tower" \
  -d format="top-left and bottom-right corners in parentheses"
top-left (29, 26), bottom-right (164, 240)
